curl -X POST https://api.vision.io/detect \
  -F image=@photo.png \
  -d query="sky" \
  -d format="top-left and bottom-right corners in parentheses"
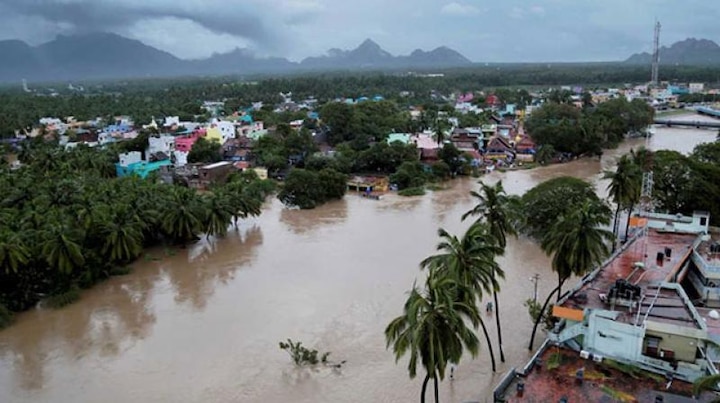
top-left (0, 0), bottom-right (718, 62)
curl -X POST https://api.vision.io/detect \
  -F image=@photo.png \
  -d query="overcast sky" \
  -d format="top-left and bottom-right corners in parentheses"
top-left (0, 0), bottom-right (717, 62)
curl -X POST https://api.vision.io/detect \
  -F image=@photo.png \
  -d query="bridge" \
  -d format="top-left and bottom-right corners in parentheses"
top-left (653, 119), bottom-right (720, 129)
top-left (654, 106), bottom-right (720, 128)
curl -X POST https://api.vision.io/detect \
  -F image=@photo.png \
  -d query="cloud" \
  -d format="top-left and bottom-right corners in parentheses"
top-left (441, 2), bottom-right (481, 16)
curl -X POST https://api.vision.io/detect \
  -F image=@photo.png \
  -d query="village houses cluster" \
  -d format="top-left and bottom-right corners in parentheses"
top-left (13, 80), bottom-right (716, 187)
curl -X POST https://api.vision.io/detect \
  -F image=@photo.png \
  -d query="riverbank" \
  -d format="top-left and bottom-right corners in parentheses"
top-left (0, 125), bottom-right (715, 403)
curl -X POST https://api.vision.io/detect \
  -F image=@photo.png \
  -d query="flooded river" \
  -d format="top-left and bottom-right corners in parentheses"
top-left (0, 121), bottom-right (716, 403)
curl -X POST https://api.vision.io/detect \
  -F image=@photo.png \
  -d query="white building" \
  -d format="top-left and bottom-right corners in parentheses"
top-left (148, 135), bottom-right (176, 156)
top-left (689, 83), bottom-right (705, 94)
top-left (173, 151), bottom-right (189, 167)
top-left (118, 152), bottom-right (142, 167)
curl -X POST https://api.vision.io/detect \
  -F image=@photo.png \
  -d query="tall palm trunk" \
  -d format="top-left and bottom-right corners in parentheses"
top-left (611, 205), bottom-right (620, 252)
top-left (420, 373), bottom-right (430, 403)
top-left (433, 371), bottom-right (440, 403)
top-left (624, 203), bottom-right (635, 242)
top-left (493, 268), bottom-right (505, 362)
top-left (528, 285), bottom-right (561, 350)
top-left (479, 317), bottom-right (497, 372)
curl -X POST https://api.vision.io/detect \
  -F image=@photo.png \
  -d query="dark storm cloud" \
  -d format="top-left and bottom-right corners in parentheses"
top-left (0, 0), bottom-right (274, 45)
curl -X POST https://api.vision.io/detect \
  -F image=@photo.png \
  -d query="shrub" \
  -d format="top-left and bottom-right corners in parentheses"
top-left (398, 187), bottom-right (426, 197)
top-left (45, 285), bottom-right (81, 309)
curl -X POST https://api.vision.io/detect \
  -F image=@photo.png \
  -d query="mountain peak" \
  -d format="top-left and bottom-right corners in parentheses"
top-left (357, 38), bottom-right (381, 50)
top-left (625, 37), bottom-right (720, 65)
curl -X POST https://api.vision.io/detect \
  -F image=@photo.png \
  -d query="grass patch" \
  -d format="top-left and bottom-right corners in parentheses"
top-left (426, 183), bottom-right (446, 191)
top-left (398, 187), bottom-right (426, 197)
top-left (0, 304), bottom-right (13, 329)
top-left (45, 285), bottom-right (81, 309)
top-left (603, 359), bottom-right (663, 382)
top-left (109, 266), bottom-right (132, 276)
top-left (600, 385), bottom-right (635, 402)
top-left (547, 351), bottom-right (563, 370)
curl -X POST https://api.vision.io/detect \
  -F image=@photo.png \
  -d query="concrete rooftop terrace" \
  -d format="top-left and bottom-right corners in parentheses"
top-left (560, 229), bottom-right (699, 328)
top-left (497, 346), bottom-right (715, 402)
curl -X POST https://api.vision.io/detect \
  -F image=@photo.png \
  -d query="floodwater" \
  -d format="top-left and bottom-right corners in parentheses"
top-left (0, 122), bottom-right (715, 403)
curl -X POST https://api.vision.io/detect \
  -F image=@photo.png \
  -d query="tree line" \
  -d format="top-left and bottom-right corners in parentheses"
top-left (525, 97), bottom-right (655, 158)
top-left (0, 140), bottom-right (274, 327)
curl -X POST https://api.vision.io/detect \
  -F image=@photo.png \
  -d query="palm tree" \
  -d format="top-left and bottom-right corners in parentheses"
top-left (462, 180), bottom-right (518, 363)
top-left (603, 155), bottom-right (642, 250)
top-left (529, 200), bottom-right (613, 349)
top-left (420, 224), bottom-right (503, 371)
top-left (100, 205), bottom-right (145, 263)
top-left (0, 230), bottom-right (30, 274)
top-left (433, 118), bottom-right (450, 146)
top-left (385, 271), bottom-right (480, 403)
top-left (202, 192), bottom-right (235, 238)
top-left (161, 187), bottom-right (205, 243)
top-left (41, 223), bottom-right (85, 275)
top-left (693, 373), bottom-right (720, 400)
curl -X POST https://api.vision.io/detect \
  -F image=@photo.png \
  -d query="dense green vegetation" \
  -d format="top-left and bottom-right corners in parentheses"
top-left (0, 141), bottom-right (273, 324)
top-left (277, 168), bottom-right (347, 209)
top-left (2, 63), bottom-right (716, 137)
top-left (526, 97), bottom-right (655, 157)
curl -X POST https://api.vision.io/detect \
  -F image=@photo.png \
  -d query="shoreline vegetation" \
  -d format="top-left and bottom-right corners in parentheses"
top-left (0, 141), bottom-right (275, 328)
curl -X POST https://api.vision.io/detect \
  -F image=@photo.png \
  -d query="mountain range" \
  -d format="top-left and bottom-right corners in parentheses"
top-left (0, 33), bottom-right (472, 83)
top-left (625, 38), bottom-right (720, 65)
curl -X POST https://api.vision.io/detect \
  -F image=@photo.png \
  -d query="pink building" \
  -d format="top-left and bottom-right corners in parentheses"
top-left (175, 129), bottom-right (205, 152)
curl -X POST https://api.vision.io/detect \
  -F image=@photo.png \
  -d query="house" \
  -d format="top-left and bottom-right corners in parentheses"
top-left (116, 151), bottom-right (171, 179)
top-left (420, 148), bottom-right (439, 163)
top-left (175, 130), bottom-right (204, 153)
top-left (514, 135), bottom-right (537, 162)
top-left (450, 129), bottom-right (480, 151)
top-left (197, 161), bottom-right (234, 188)
top-left (206, 120), bottom-right (236, 144)
top-left (484, 135), bottom-right (514, 160)
top-left (387, 133), bottom-right (411, 145)
top-left (148, 135), bottom-right (176, 156)
top-left (539, 211), bottom-right (720, 387)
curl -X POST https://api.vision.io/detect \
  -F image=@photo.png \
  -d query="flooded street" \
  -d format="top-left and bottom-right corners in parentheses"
top-left (0, 122), bottom-right (716, 403)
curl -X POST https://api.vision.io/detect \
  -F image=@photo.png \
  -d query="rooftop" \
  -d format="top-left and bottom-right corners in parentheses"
top-left (496, 345), bottom-right (715, 402)
top-left (560, 229), bottom-right (699, 329)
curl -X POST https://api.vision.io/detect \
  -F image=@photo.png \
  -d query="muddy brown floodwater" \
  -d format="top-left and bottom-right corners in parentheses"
top-left (0, 121), bottom-right (716, 403)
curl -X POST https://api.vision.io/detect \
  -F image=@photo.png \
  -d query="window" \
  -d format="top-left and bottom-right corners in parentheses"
top-left (701, 217), bottom-right (708, 226)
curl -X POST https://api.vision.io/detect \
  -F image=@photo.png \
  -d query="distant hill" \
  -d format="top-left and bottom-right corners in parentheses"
top-left (625, 38), bottom-right (720, 65)
top-left (0, 34), bottom-right (473, 83)
top-left (301, 39), bottom-right (472, 70)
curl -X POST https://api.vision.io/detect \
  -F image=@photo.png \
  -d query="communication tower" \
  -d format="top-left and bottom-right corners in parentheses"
top-left (638, 127), bottom-right (655, 264)
top-left (651, 20), bottom-right (661, 86)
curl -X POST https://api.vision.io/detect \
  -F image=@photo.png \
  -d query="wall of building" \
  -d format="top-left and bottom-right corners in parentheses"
top-left (585, 311), bottom-right (644, 361)
top-left (644, 330), bottom-right (698, 363)
top-left (119, 151), bottom-right (142, 167)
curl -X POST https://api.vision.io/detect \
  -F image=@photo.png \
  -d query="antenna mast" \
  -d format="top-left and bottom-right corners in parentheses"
top-left (651, 20), bottom-right (661, 86)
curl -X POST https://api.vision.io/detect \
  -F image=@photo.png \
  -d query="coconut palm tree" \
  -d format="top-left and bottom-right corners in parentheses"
top-left (41, 223), bottom-right (85, 275)
top-left (420, 224), bottom-right (503, 372)
top-left (529, 200), bottom-right (613, 349)
top-left (603, 155), bottom-right (642, 249)
top-left (433, 118), bottom-right (450, 146)
top-left (385, 270), bottom-right (480, 403)
top-left (0, 230), bottom-right (30, 274)
top-left (462, 180), bottom-right (518, 362)
top-left (161, 187), bottom-right (205, 243)
top-left (202, 191), bottom-right (235, 238)
top-left (100, 205), bottom-right (145, 263)
top-left (693, 373), bottom-right (720, 400)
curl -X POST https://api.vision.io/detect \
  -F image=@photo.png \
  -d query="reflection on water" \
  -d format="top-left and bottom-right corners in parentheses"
top-left (169, 225), bottom-right (264, 309)
top-left (0, 125), bottom-right (714, 403)
top-left (279, 198), bottom-right (348, 234)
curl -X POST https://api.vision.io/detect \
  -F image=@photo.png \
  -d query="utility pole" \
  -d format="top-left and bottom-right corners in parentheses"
top-left (530, 274), bottom-right (540, 303)
top-left (651, 20), bottom-right (661, 86)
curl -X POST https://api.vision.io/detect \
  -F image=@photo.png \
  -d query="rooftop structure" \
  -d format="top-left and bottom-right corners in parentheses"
top-left (504, 211), bottom-right (720, 400)
top-left (494, 343), bottom-right (714, 402)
